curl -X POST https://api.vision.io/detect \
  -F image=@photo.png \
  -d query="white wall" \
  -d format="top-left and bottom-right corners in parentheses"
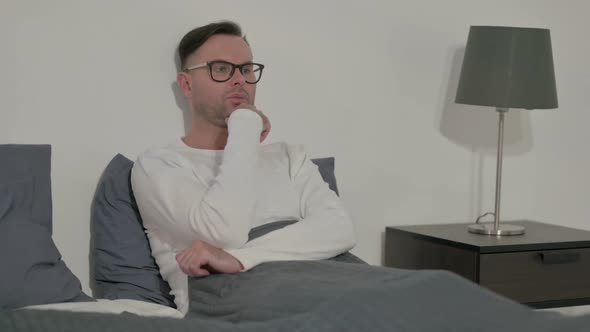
top-left (2, 0), bottom-right (589, 293)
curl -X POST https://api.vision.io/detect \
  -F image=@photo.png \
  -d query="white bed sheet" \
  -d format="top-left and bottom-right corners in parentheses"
top-left (539, 305), bottom-right (590, 317)
top-left (23, 299), bottom-right (183, 319)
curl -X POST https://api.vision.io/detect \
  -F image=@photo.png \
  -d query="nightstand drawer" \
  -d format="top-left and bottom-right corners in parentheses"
top-left (480, 248), bottom-right (590, 304)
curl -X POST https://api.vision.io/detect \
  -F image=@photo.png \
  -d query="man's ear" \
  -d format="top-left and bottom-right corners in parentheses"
top-left (177, 72), bottom-right (192, 97)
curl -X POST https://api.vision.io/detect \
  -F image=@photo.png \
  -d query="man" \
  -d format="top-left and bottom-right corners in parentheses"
top-left (131, 21), bottom-right (356, 315)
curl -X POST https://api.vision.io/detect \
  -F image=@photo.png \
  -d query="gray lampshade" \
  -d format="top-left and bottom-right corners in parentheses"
top-left (455, 26), bottom-right (558, 110)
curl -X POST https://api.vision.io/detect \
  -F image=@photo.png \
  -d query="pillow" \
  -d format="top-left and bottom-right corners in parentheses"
top-left (0, 145), bottom-right (92, 309)
top-left (0, 144), bottom-right (52, 232)
top-left (311, 157), bottom-right (339, 195)
top-left (0, 218), bottom-right (92, 309)
top-left (91, 154), bottom-right (175, 308)
top-left (0, 178), bottom-right (34, 222)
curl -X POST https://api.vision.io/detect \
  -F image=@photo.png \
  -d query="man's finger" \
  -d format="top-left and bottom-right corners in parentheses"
top-left (177, 256), bottom-right (190, 275)
top-left (187, 268), bottom-right (211, 277)
top-left (258, 111), bottom-right (271, 142)
top-left (175, 250), bottom-right (187, 264)
top-left (188, 255), bottom-right (210, 277)
top-left (260, 129), bottom-right (270, 143)
top-left (177, 249), bottom-right (188, 264)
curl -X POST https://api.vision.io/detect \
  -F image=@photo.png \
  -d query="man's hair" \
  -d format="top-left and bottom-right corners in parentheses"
top-left (178, 21), bottom-right (247, 70)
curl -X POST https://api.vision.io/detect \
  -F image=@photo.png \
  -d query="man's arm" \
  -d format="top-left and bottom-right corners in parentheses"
top-left (131, 109), bottom-right (262, 249)
top-left (226, 145), bottom-right (357, 270)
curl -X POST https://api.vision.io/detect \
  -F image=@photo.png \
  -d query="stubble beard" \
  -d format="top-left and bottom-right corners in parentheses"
top-left (195, 103), bottom-right (229, 128)
top-left (195, 89), bottom-right (252, 129)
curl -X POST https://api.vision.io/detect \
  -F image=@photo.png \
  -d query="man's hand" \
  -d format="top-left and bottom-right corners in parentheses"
top-left (227, 104), bottom-right (271, 143)
top-left (175, 240), bottom-right (243, 277)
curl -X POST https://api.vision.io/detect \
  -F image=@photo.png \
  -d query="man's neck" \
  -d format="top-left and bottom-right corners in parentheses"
top-left (182, 121), bottom-right (228, 150)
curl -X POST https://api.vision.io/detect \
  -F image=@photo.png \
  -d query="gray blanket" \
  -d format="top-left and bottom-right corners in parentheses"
top-left (3, 264), bottom-right (590, 331)
top-left (185, 257), bottom-right (590, 331)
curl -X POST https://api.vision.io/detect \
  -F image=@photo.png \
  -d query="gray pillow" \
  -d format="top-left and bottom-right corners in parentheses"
top-left (0, 144), bottom-right (52, 232)
top-left (311, 157), bottom-right (339, 195)
top-left (0, 218), bottom-right (92, 309)
top-left (91, 154), bottom-right (175, 308)
top-left (0, 145), bottom-right (92, 309)
top-left (0, 178), bottom-right (34, 223)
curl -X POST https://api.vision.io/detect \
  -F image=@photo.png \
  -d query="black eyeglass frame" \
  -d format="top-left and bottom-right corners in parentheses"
top-left (183, 60), bottom-right (265, 84)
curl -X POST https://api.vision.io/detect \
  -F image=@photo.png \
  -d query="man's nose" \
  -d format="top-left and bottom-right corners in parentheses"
top-left (230, 69), bottom-right (247, 86)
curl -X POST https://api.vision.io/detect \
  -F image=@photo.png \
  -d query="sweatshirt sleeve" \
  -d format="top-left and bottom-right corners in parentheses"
top-left (131, 109), bottom-right (262, 249)
top-left (226, 145), bottom-right (357, 270)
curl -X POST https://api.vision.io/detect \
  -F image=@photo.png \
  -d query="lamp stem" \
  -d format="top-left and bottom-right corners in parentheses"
top-left (467, 107), bottom-right (524, 235)
top-left (494, 108), bottom-right (508, 231)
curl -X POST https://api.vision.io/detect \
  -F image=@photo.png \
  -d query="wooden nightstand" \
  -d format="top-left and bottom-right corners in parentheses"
top-left (384, 220), bottom-right (590, 308)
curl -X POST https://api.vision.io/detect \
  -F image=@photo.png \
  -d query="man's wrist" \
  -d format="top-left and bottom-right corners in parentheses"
top-left (225, 248), bottom-right (251, 272)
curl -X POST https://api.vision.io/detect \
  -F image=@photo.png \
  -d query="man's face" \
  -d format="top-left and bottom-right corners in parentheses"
top-left (179, 34), bottom-right (257, 128)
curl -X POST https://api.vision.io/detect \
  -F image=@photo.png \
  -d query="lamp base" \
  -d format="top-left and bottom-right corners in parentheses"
top-left (467, 223), bottom-right (525, 236)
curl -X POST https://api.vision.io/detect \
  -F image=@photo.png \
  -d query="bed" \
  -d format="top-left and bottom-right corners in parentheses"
top-left (2, 144), bottom-right (590, 331)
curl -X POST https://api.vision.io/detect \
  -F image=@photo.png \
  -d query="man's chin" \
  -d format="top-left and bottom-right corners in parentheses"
top-left (217, 119), bottom-right (229, 128)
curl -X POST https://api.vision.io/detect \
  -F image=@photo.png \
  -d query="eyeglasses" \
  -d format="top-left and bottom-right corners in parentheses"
top-left (183, 60), bottom-right (265, 84)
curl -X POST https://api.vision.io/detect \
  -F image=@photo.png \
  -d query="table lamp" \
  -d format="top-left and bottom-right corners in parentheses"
top-left (455, 26), bottom-right (558, 235)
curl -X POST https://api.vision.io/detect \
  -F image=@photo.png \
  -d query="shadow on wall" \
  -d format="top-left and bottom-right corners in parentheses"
top-left (171, 53), bottom-right (191, 136)
top-left (436, 46), bottom-right (534, 221)
top-left (380, 230), bottom-right (386, 266)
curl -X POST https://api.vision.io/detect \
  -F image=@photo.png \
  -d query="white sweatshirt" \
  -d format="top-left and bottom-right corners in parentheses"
top-left (131, 109), bottom-right (356, 315)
